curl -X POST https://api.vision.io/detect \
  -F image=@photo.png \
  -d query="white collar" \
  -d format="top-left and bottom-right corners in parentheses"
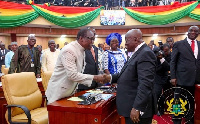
top-left (187, 37), bottom-right (197, 44)
top-left (134, 42), bottom-right (145, 53)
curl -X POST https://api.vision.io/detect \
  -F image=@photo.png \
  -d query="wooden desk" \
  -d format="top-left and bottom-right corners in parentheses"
top-left (0, 80), bottom-right (45, 124)
top-left (0, 86), bottom-right (7, 124)
top-left (195, 84), bottom-right (200, 124)
top-left (48, 92), bottom-right (119, 124)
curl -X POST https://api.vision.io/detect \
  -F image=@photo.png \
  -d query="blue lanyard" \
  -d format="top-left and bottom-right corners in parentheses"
top-left (27, 46), bottom-right (34, 62)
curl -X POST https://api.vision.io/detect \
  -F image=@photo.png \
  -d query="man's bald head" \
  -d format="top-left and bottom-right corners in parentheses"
top-left (27, 34), bottom-right (36, 48)
top-left (125, 29), bottom-right (143, 52)
top-left (28, 34), bottom-right (36, 40)
top-left (126, 29), bottom-right (143, 42)
top-left (188, 26), bottom-right (199, 40)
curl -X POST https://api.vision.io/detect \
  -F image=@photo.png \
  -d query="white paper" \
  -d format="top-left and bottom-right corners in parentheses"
top-left (101, 94), bottom-right (113, 101)
top-left (68, 97), bottom-right (84, 101)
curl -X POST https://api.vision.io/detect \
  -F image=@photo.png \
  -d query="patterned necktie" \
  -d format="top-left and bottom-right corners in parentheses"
top-left (90, 48), bottom-right (96, 61)
top-left (191, 40), bottom-right (195, 53)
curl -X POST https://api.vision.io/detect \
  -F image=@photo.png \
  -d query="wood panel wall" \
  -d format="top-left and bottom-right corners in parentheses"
top-left (0, 36), bottom-right (11, 48)
top-left (0, 25), bottom-right (198, 36)
top-left (1, 35), bottom-right (200, 49)
top-left (16, 37), bottom-right (76, 49)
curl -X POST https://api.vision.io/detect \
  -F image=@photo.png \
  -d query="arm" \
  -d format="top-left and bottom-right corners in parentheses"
top-left (170, 42), bottom-right (179, 85)
top-left (133, 50), bottom-right (156, 111)
top-left (104, 69), bottom-right (110, 74)
top-left (61, 50), bottom-right (94, 86)
top-left (36, 49), bottom-right (41, 77)
top-left (8, 49), bottom-right (19, 74)
top-left (157, 58), bottom-right (170, 72)
top-left (41, 52), bottom-right (47, 72)
top-left (161, 60), bottom-right (170, 71)
top-left (5, 52), bottom-right (10, 68)
top-left (111, 73), bottom-right (119, 83)
top-left (102, 51), bottom-right (110, 74)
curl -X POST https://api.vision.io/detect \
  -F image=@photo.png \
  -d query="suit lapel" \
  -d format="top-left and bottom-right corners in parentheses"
top-left (87, 46), bottom-right (96, 63)
top-left (94, 46), bottom-right (98, 63)
top-left (118, 44), bottom-right (147, 77)
top-left (197, 41), bottom-right (200, 60)
top-left (183, 38), bottom-right (195, 58)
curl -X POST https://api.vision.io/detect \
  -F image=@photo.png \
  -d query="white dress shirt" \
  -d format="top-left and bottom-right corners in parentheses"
top-left (187, 37), bottom-right (198, 59)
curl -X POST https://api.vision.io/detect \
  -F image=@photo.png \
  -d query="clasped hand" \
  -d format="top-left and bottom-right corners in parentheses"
top-left (93, 74), bottom-right (111, 84)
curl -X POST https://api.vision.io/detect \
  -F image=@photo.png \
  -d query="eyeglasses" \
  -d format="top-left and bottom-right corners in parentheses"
top-left (85, 36), bottom-right (95, 41)
top-left (125, 37), bottom-right (138, 42)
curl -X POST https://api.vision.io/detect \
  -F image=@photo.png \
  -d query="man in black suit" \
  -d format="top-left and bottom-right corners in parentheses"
top-left (105, 29), bottom-right (157, 124)
top-left (153, 46), bottom-right (170, 115)
top-left (170, 25), bottom-right (200, 124)
top-left (78, 27), bottom-right (101, 91)
top-left (0, 43), bottom-right (9, 73)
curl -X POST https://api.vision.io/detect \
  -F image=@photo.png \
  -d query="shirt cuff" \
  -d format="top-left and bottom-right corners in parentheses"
top-left (160, 58), bottom-right (165, 64)
top-left (135, 109), bottom-right (144, 116)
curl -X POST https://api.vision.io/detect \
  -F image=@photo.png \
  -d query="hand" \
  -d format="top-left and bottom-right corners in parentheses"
top-left (170, 79), bottom-right (177, 86)
top-left (93, 75), bottom-right (104, 83)
top-left (103, 74), bottom-right (111, 83)
top-left (130, 108), bottom-right (140, 123)
top-left (36, 74), bottom-right (41, 78)
top-left (157, 54), bottom-right (163, 60)
top-left (93, 74), bottom-right (111, 84)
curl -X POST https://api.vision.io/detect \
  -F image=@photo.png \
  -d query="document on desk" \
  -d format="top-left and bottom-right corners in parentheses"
top-left (68, 97), bottom-right (84, 101)
top-left (86, 90), bottom-right (104, 94)
top-left (101, 94), bottom-right (113, 101)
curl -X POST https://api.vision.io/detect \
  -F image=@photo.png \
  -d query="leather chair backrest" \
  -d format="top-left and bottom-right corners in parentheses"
top-left (41, 71), bottom-right (53, 91)
top-left (3, 68), bottom-right (9, 75)
top-left (2, 72), bottom-right (42, 117)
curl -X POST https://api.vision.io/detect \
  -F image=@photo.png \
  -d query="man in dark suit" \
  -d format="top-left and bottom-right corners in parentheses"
top-left (153, 47), bottom-right (170, 115)
top-left (78, 27), bottom-right (101, 91)
top-left (170, 26), bottom-right (200, 124)
top-left (105, 29), bottom-right (157, 124)
top-left (0, 43), bottom-right (9, 73)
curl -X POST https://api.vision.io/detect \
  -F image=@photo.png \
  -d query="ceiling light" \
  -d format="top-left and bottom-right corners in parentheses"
top-left (153, 34), bottom-right (158, 37)
top-left (60, 35), bottom-right (66, 38)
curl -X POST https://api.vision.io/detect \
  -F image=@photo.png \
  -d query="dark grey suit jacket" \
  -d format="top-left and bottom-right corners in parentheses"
top-left (155, 59), bottom-right (169, 85)
top-left (170, 38), bottom-right (200, 86)
top-left (78, 45), bottom-right (100, 90)
top-left (111, 44), bottom-right (157, 118)
top-left (0, 48), bottom-right (9, 72)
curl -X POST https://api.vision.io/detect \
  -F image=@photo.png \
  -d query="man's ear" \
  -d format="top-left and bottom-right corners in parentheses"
top-left (79, 36), bottom-right (84, 41)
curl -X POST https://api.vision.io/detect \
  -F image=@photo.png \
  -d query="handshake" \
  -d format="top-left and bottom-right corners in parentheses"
top-left (93, 74), bottom-right (111, 84)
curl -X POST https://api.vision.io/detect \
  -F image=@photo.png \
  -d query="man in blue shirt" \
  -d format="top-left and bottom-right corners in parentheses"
top-left (5, 42), bottom-right (18, 68)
